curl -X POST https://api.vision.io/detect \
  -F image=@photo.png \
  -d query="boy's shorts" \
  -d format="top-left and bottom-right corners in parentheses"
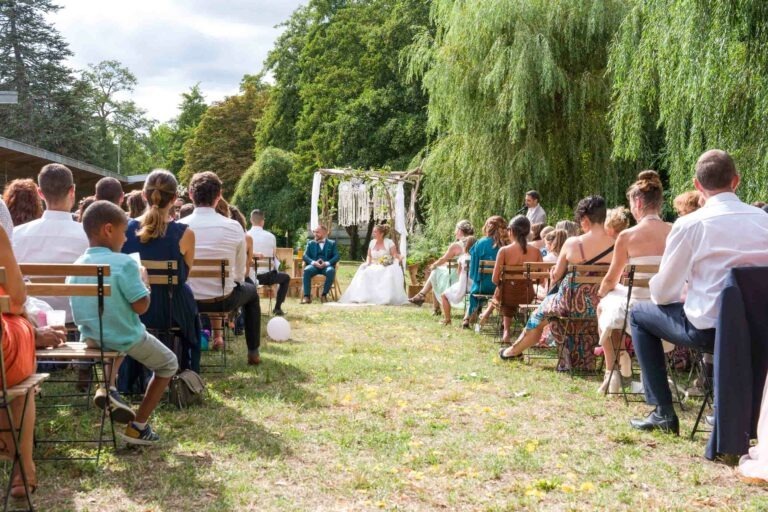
top-left (86, 332), bottom-right (178, 378)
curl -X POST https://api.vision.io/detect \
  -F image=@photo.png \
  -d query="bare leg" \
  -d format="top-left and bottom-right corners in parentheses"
top-left (440, 294), bottom-right (452, 324)
top-left (501, 320), bottom-right (548, 357)
top-left (501, 316), bottom-right (512, 343)
top-left (3, 395), bottom-right (37, 496)
top-left (210, 315), bottom-right (224, 349)
top-left (478, 302), bottom-right (495, 326)
top-left (104, 356), bottom-right (124, 389)
top-left (135, 375), bottom-right (172, 424)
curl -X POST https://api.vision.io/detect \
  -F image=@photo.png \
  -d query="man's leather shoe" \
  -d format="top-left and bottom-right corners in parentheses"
top-left (248, 354), bottom-right (261, 366)
top-left (320, 295), bottom-right (329, 303)
top-left (273, 308), bottom-right (285, 316)
top-left (301, 296), bottom-right (311, 304)
top-left (630, 411), bottom-right (680, 435)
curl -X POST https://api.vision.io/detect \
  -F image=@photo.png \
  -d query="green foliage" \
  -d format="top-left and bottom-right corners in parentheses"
top-left (609, 0), bottom-right (768, 201)
top-left (179, 77), bottom-right (270, 193)
top-left (231, 146), bottom-right (306, 240)
top-left (408, 0), bottom-right (635, 238)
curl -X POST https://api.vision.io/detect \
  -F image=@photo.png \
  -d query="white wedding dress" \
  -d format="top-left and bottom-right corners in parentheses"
top-left (339, 239), bottom-right (409, 305)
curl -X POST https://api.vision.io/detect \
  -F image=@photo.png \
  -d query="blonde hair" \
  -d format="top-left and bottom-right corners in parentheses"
top-left (373, 223), bottom-right (391, 237)
top-left (461, 235), bottom-right (476, 253)
top-left (544, 229), bottom-right (568, 256)
top-left (605, 207), bottom-right (631, 234)
top-left (136, 169), bottom-right (177, 243)
top-left (673, 190), bottom-right (701, 216)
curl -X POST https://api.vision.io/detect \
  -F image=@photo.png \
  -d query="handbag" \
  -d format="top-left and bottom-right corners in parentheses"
top-left (169, 369), bottom-right (206, 409)
top-left (546, 245), bottom-right (615, 296)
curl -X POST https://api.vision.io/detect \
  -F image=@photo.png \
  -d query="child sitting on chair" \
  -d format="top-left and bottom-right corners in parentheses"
top-left (69, 200), bottom-right (178, 446)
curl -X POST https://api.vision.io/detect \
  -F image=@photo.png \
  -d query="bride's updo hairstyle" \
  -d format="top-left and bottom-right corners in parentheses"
top-left (137, 169), bottom-right (177, 243)
top-left (374, 223), bottom-right (390, 237)
top-left (508, 215), bottom-right (531, 254)
top-left (626, 170), bottom-right (663, 213)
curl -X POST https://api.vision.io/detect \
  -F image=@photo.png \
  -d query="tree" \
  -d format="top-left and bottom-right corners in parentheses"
top-left (179, 76), bottom-right (270, 193)
top-left (0, 0), bottom-right (91, 158)
top-left (609, 0), bottom-right (768, 201)
top-left (407, 0), bottom-right (634, 236)
top-left (231, 147), bottom-right (306, 241)
top-left (149, 84), bottom-right (208, 174)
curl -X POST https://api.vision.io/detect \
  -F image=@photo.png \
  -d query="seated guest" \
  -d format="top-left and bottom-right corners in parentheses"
top-left (77, 196), bottom-right (96, 222)
top-left (528, 222), bottom-right (546, 250)
top-left (95, 177), bottom-right (125, 206)
top-left (0, 228), bottom-right (41, 498)
top-left (178, 203), bottom-right (194, 220)
top-left (70, 201), bottom-right (178, 445)
top-left (555, 219), bottom-right (580, 237)
top-left (13, 164), bottom-right (88, 323)
top-left (172, 198), bottom-right (184, 221)
top-left (673, 190), bottom-right (702, 216)
top-left (604, 207), bottom-right (631, 238)
top-left (248, 209), bottom-right (290, 316)
top-left (543, 229), bottom-right (568, 263)
top-left (125, 190), bottom-right (147, 219)
top-left (533, 226), bottom-right (554, 255)
top-left (501, 196), bottom-right (614, 362)
top-left (486, 216), bottom-right (543, 343)
top-left (464, 215), bottom-right (507, 328)
top-left (596, 171), bottom-right (670, 394)
top-left (227, 205), bottom-right (253, 280)
top-left (122, 169), bottom-right (200, 374)
top-left (439, 236), bottom-right (475, 325)
top-left (409, 220), bottom-right (474, 312)
top-left (3, 179), bottom-right (43, 227)
top-left (629, 150), bottom-right (768, 434)
top-left (180, 172), bottom-right (263, 365)
top-left (301, 225), bottom-right (340, 304)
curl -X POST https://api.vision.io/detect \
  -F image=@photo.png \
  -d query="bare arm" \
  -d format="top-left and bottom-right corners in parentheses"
top-left (491, 248), bottom-right (505, 286)
top-left (366, 246), bottom-right (372, 265)
top-left (389, 242), bottom-right (401, 262)
top-left (0, 228), bottom-right (26, 314)
top-left (179, 227), bottom-right (195, 271)
top-left (599, 231), bottom-right (629, 297)
top-left (550, 238), bottom-right (572, 282)
top-left (131, 296), bottom-right (150, 315)
top-left (431, 242), bottom-right (462, 269)
top-left (245, 235), bottom-right (254, 277)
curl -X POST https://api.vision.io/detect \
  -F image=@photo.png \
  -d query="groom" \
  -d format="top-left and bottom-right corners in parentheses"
top-left (302, 224), bottom-right (340, 304)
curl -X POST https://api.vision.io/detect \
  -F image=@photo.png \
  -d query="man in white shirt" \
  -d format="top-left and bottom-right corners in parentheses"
top-left (13, 163), bottom-right (88, 322)
top-left (180, 172), bottom-right (262, 366)
top-left (525, 190), bottom-right (546, 226)
top-left (248, 209), bottom-right (290, 316)
top-left (94, 176), bottom-right (125, 206)
top-left (629, 149), bottom-right (768, 434)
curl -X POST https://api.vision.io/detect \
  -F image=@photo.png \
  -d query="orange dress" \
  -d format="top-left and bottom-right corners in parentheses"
top-left (0, 288), bottom-right (36, 388)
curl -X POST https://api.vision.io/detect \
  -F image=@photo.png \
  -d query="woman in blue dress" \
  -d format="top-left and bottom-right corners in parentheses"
top-left (464, 215), bottom-right (507, 328)
top-left (121, 169), bottom-right (200, 391)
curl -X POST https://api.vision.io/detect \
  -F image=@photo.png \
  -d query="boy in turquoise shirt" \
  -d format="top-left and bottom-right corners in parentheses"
top-left (69, 201), bottom-right (178, 446)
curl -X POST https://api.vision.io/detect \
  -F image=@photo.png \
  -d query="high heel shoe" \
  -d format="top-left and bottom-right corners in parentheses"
top-left (408, 292), bottom-right (426, 306)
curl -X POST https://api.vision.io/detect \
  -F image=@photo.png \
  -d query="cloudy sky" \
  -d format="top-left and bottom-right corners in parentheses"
top-left (49, 0), bottom-right (306, 123)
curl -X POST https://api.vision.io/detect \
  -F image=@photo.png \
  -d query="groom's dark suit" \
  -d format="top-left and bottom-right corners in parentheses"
top-left (302, 238), bottom-right (340, 298)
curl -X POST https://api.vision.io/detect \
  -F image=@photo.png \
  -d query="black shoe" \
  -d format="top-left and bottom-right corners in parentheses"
top-left (273, 308), bottom-right (285, 316)
top-left (499, 347), bottom-right (523, 361)
top-left (321, 295), bottom-right (329, 304)
top-left (630, 411), bottom-right (679, 435)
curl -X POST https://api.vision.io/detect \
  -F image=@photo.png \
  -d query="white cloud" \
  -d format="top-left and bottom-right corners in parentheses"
top-left (49, 0), bottom-right (305, 122)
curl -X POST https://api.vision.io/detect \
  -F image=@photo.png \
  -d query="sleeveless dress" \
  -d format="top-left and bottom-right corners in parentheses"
top-left (597, 255), bottom-right (662, 347)
top-left (122, 220), bottom-right (201, 376)
top-left (441, 253), bottom-right (471, 308)
top-left (428, 242), bottom-right (461, 303)
top-left (0, 287), bottom-right (36, 388)
top-left (339, 239), bottom-right (408, 305)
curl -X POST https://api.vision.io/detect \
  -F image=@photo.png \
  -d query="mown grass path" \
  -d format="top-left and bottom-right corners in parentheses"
top-left (32, 268), bottom-right (767, 510)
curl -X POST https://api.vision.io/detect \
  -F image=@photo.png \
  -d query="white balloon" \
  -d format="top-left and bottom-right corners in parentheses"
top-left (266, 317), bottom-right (291, 341)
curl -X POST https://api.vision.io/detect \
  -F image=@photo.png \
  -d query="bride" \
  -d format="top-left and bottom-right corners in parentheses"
top-left (339, 224), bottom-right (408, 305)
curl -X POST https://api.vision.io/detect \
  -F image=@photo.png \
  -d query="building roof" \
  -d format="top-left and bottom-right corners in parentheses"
top-left (0, 136), bottom-right (146, 197)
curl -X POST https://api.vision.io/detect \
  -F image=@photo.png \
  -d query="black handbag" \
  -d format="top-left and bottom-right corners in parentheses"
top-left (546, 245), bottom-right (615, 296)
top-left (169, 370), bottom-right (206, 409)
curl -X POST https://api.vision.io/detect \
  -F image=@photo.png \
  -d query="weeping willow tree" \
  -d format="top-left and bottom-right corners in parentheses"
top-left (610, 0), bottom-right (768, 200)
top-left (407, 0), bottom-right (635, 235)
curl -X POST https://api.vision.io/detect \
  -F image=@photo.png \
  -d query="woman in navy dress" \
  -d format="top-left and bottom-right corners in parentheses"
top-left (122, 169), bottom-right (199, 390)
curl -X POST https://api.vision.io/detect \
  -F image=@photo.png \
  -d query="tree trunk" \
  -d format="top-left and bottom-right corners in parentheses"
top-left (344, 224), bottom-right (359, 260)
top-left (8, 1), bottom-right (32, 141)
top-left (363, 219), bottom-right (374, 259)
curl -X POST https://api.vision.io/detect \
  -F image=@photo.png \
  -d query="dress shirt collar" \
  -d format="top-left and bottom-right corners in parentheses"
top-left (42, 210), bottom-right (75, 220)
top-left (702, 191), bottom-right (739, 208)
top-left (194, 207), bottom-right (217, 216)
top-left (317, 239), bottom-right (326, 244)
top-left (251, 226), bottom-right (264, 232)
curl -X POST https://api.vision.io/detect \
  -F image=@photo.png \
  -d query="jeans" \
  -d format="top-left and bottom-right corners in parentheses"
top-left (303, 265), bottom-right (336, 297)
top-left (257, 270), bottom-right (290, 309)
top-left (198, 282), bottom-right (261, 356)
top-left (630, 302), bottom-right (715, 407)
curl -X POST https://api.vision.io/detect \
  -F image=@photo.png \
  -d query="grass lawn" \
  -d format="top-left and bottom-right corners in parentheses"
top-left (28, 262), bottom-right (767, 510)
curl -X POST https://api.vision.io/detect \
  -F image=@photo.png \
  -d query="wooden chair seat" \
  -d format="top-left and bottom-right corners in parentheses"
top-left (3, 373), bottom-right (49, 401)
top-left (36, 342), bottom-right (119, 360)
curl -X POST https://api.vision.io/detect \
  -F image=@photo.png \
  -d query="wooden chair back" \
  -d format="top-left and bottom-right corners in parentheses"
top-left (275, 248), bottom-right (293, 274)
top-left (20, 264), bottom-right (112, 298)
top-left (253, 256), bottom-right (274, 275)
top-left (620, 264), bottom-right (660, 289)
top-left (479, 260), bottom-right (495, 275)
top-left (568, 264), bottom-right (610, 284)
top-left (142, 260), bottom-right (179, 286)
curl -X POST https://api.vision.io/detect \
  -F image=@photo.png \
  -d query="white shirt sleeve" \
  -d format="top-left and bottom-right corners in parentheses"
top-left (0, 200), bottom-right (12, 240)
top-left (233, 230), bottom-right (247, 283)
top-left (649, 222), bottom-right (694, 305)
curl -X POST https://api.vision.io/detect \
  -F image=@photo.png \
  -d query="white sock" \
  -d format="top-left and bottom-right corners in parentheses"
top-left (132, 421), bottom-right (147, 430)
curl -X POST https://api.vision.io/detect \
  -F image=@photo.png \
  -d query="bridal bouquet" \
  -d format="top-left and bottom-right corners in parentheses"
top-left (376, 255), bottom-right (394, 266)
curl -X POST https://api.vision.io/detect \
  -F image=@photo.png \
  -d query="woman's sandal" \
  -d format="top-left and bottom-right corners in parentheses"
top-left (10, 473), bottom-right (37, 500)
top-left (461, 318), bottom-right (471, 329)
top-left (211, 336), bottom-right (225, 351)
top-left (499, 347), bottom-right (523, 361)
top-left (408, 292), bottom-right (426, 306)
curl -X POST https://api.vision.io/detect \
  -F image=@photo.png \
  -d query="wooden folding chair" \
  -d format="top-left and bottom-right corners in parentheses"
top-left (547, 264), bottom-right (609, 375)
top-left (471, 260), bottom-right (499, 335)
top-left (498, 263), bottom-right (554, 355)
top-left (190, 259), bottom-right (231, 372)
top-left (21, 263), bottom-right (118, 464)
top-left (0, 271), bottom-right (49, 512)
top-left (253, 256), bottom-right (275, 315)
